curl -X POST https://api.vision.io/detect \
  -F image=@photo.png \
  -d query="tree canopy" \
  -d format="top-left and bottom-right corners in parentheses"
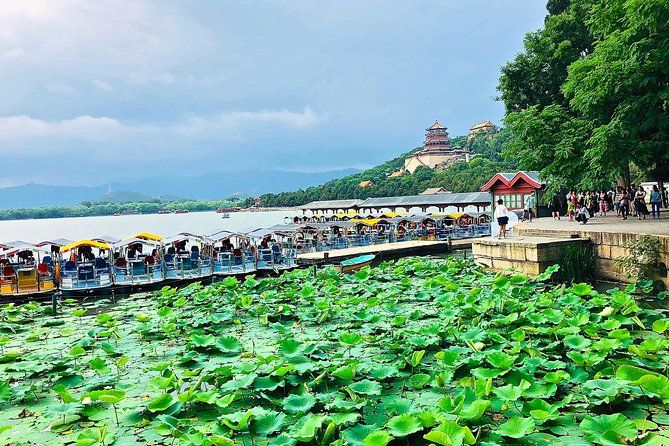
top-left (499, 0), bottom-right (669, 191)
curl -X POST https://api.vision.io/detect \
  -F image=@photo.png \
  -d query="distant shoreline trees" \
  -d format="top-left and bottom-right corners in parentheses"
top-left (0, 199), bottom-right (242, 221)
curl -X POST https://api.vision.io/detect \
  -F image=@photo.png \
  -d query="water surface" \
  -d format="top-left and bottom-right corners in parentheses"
top-left (0, 210), bottom-right (291, 243)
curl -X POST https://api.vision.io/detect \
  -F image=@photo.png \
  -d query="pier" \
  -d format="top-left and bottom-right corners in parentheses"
top-left (472, 216), bottom-right (669, 286)
top-left (297, 238), bottom-right (473, 265)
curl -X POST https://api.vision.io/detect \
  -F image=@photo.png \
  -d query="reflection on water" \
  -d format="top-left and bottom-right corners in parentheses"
top-left (0, 210), bottom-right (290, 243)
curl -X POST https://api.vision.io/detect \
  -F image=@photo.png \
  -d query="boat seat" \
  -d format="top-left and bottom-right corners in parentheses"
top-left (2, 265), bottom-right (16, 279)
top-left (144, 255), bottom-right (155, 266)
top-left (78, 265), bottom-right (95, 281)
top-left (63, 261), bottom-right (77, 277)
top-left (94, 258), bottom-right (109, 271)
top-left (163, 253), bottom-right (175, 268)
top-left (191, 245), bottom-right (199, 253)
top-left (167, 247), bottom-right (176, 255)
top-left (37, 263), bottom-right (50, 276)
top-left (190, 251), bottom-right (199, 261)
top-left (115, 257), bottom-right (127, 269)
top-left (43, 255), bottom-right (52, 266)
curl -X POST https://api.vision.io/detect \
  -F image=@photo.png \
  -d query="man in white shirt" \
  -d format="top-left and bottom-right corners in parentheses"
top-left (494, 199), bottom-right (510, 239)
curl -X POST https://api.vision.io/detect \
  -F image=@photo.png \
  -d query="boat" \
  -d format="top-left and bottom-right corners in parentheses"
top-left (221, 213), bottom-right (230, 219)
top-left (206, 230), bottom-right (256, 276)
top-left (0, 242), bottom-right (57, 299)
top-left (57, 239), bottom-right (113, 294)
top-left (162, 233), bottom-right (212, 279)
top-left (111, 235), bottom-right (165, 288)
top-left (336, 254), bottom-right (376, 274)
top-left (246, 228), bottom-right (297, 271)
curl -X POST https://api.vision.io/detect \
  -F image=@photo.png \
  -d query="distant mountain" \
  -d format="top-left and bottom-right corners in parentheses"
top-left (0, 168), bottom-right (359, 210)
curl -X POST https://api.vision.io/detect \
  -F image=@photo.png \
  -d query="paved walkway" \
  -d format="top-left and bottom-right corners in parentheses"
top-left (516, 214), bottom-right (669, 236)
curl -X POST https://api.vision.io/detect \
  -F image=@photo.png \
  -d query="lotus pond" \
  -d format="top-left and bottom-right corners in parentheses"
top-left (1, 257), bottom-right (668, 446)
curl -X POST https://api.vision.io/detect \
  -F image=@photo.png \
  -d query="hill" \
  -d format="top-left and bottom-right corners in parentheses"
top-left (252, 131), bottom-right (516, 207)
top-left (0, 168), bottom-right (358, 210)
top-left (92, 191), bottom-right (184, 204)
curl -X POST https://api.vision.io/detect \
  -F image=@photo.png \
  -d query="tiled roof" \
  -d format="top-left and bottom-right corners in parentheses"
top-left (359, 192), bottom-right (492, 208)
top-left (299, 199), bottom-right (364, 210)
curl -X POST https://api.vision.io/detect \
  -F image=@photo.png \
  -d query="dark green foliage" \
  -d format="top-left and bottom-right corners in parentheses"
top-left (499, 0), bottom-right (669, 189)
top-left (0, 198), bottom-right (242, 221)
top-left (557, 244), bottom-right (596, 283)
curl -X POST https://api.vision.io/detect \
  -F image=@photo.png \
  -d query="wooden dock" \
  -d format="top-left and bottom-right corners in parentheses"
top-left (296, 239), bottom-right (473, 265)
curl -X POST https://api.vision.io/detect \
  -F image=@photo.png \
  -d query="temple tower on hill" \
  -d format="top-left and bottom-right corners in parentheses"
top-left (403, 120), bottom-right (469, 174)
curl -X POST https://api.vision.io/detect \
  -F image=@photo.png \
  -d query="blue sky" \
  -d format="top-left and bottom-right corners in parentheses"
top-left (0, 1), bottom-right (546, 186)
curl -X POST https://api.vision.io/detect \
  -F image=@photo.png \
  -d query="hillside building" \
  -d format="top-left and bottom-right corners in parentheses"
top-left (467, 120), bottom-right (497, 143)
top-left (359, 180), bottom-right (375, 188)
top-left (404, 120), bottom-right (470, 174)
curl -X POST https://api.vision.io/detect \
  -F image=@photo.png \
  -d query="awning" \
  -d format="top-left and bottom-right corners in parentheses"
top-left (132, 232), bottom-right (163, 242)
top-left (61, 240), bottom-right (111, 252)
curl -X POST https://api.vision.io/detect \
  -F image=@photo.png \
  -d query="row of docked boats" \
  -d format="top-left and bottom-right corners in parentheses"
top-left (0, 230), bottom-right (296, 300)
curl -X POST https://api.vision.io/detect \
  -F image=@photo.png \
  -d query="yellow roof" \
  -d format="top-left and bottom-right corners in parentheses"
top-left (132, 232), bottom-right (163, 242)
top-left (349, 218), bottom-right (381, 226)
top-left (61, 239), bottom-right (110, 252)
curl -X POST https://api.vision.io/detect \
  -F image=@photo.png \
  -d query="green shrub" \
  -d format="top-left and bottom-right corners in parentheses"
top-left (557, 243), bottom-right (595, 283)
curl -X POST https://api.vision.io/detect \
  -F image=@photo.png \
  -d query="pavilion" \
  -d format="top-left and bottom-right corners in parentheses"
top-left (299, 192), bottom-right (492, 215)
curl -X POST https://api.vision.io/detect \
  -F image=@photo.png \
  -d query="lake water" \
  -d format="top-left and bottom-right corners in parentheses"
top-left (0, 210), bottom-right (293, 243)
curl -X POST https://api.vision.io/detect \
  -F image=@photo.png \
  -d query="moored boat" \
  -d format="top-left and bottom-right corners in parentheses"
top-left (0, 242), bottom-right (57, 299)
top-left (206, 230), bottom-right (256, 276)
top-left (57, 239), bottom-right (113, 294)
top-left (111, 235), bottom-right (165, 287)
top-left (336, 254), bottom-right (376, 274)
top-left (162, 233), bottom-right (212, 279)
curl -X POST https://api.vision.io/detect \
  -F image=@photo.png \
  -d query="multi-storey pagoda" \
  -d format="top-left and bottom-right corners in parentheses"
top-left (403, 120), bottom-right (470, 174)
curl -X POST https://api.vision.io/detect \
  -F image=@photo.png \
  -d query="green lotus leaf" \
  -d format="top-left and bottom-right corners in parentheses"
top-left (564, 335), bottom-right (592, 350)
top-left (652, 319), bottom-right (669, 333)
top-left (83, 389), bottom-right (125, 404)
top-left (253, 375), bottom-right (285, 391)
top-left (386, 413), bottom-right (422, 437)
top-left (580, 414), bottom-right (637, 445)
top-left (217, 335), bottom-right (243, 353)
top-left (486, 351), bottom-right (517, 369)
top-left (293, 414), bottom-right (326, 442)
top-left (342, 424), bottom-right (378, 446)
top-left (496, 416), bottom-right (535, 438)
top-left (570, 283), bottom-right (593, 296)
top-left (282, 393), bottom-right (316, 413)
top-left (0, 380), bottom-right (11, 403)
top-left (409, 373), bottom-right (431, 389)
top-left (69, 345), bottom-right (86, 357)
top-left (362, 430), bottom-right (393, 446)
top-left (349, 379), bottom-right (382, 396)
top-left (493, 379), bottom-right (530, 401)
top-left (423, 421), bottom-right (475, 446)
top-left (333, 363), bottom-right (356, 381)
top-left (330, 412), bottom-right (360, 426)
top-left (339, 332), bottom-right (363, 346)
top-left (278, 339), bottom-right (301, 356)
top-left (459, 399), bottom-right (490, 421)
top-left (253, 410), bottom-right (287, 436)
top-left (147, 393), bottom-right (175, 412)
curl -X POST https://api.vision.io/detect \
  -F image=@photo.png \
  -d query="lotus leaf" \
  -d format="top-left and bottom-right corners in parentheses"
top-left (580, 414), bottom-right (637, 445)
top-left (496, 416), bottom-right (536, 438)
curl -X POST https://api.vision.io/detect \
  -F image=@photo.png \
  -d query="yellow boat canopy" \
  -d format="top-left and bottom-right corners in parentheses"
top-left (349, 218), bottom-right (381, 226)
top-left (61, 239), bottom-right (110, 252)
top-left (132, 232), bottom-right (163, 242)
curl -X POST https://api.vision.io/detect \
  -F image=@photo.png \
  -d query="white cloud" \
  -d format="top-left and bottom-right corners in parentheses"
top-left (92, 80), bottom-right (112, 91)
top-left (175, 107), bottom-right (326, 137)
top-left (1, 48), bottom-right (26, 60)
top-left (0, 107), bottom-right (325, 150)
top-left (0, 115), bottom-right (124, 142)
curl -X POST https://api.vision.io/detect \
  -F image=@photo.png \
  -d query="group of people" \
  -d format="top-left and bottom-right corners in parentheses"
top-left (551, 184), bottom-right (667, 224)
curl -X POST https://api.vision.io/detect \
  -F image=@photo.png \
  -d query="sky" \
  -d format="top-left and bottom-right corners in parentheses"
top-left (0, 0), bottom-right (547, 187)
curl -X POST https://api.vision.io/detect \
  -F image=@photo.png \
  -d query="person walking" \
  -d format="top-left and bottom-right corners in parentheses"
top-left (550, 192), bottom-right (561, 220)
top-left (650, 185), bottom-right (662, 219)
top-left (523, 192), bottom-right (536, 222)
top-left (634, 186), bottom-right (649, 220)
top-left (494, 199), bottom-right (510, 239)
top-left (620, 189), bottom-right (630, 220)
top-left (598, 190), bottom-right (607, 217)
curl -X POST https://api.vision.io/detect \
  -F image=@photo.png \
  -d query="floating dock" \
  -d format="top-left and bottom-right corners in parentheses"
top-left (296, 239), bottom-right (473, 265)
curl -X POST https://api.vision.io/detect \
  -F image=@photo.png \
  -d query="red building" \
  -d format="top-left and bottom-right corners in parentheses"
top-left (423, 120), bottom-right (451, 150)
top-left (481, 171), bottom-right (546, 216)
